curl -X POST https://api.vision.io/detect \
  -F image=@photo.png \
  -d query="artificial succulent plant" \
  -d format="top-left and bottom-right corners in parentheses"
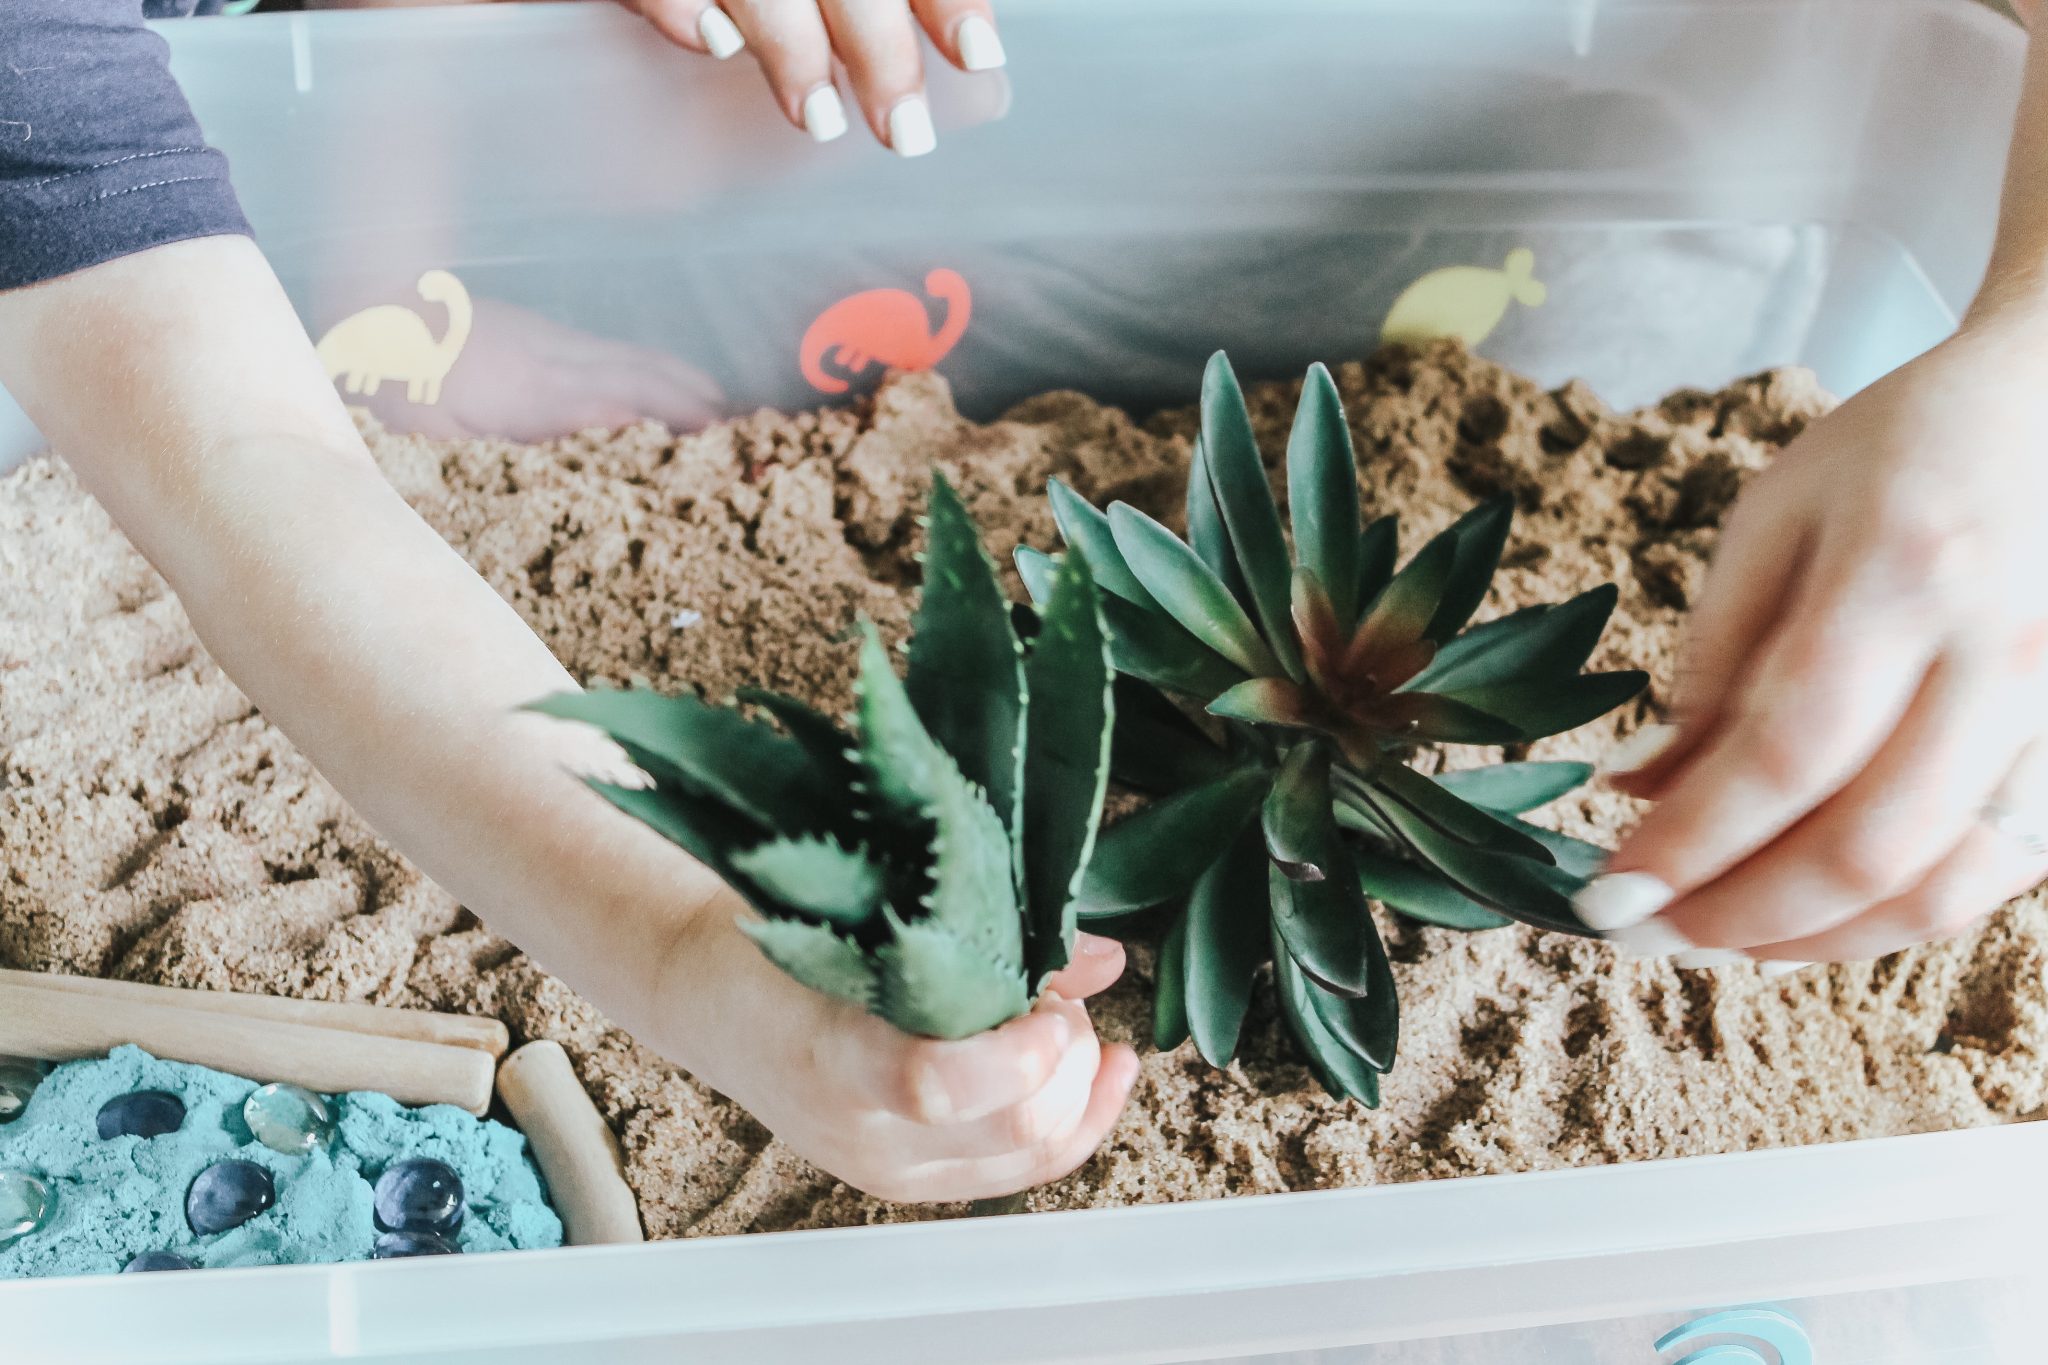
top-left (534, 474), bottom-right (1114, 1041)
top-left (1016, 353), bottom-right (1646, 1104)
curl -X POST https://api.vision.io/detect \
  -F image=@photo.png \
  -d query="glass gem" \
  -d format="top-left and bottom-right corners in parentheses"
top-left (0, 1060), bottom-right (40, 1125)
top-left (373, 1159), bottom-right (464, 1237)
top-left (123, 1251), bottom-right (198, 1273)
top-left (242, 1083), bottom-right (336, 1156)
top-left (0, 1169), bottom-right (53, 1248)
top-left (372, 1230), bottom-right (460, 1259)
top-left (96, 1090), bottom-right (187, 1141)
top-left (186, 1160), bottom-right (275, 1236)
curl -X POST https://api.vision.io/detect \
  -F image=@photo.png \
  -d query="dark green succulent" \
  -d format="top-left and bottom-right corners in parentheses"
top-left (1016, 353), bottom-right (1645, 1103)
top-left (534, 475), bottom-right (1114, 1040)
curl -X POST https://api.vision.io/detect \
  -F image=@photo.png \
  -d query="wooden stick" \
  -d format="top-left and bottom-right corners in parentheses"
top-left (0, 969), bottom-right (509, 1058)
top-left (0, 981), bottom-right (495, 1115)
top-left (496, 1041), bottom-right (644, 1246)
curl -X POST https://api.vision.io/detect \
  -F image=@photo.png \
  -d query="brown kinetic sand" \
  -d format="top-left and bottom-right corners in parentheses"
top-left (4, 342), bottom-right (2045, 1238)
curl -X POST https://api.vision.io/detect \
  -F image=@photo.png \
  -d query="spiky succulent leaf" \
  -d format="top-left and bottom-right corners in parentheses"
top-left (1409, 585), bottom-right (1619, 694)
top-left (1014, 545), bottom-right (1057, 604)
top-left (852, 624), bottom-right (953, 825)
top-left (1433, 761), bottom-right (1593, 815)
top-left (875, 915), bottom-right (1030, 1040)
top-left (1354, 845), bottom-right (1513, 931)
top-left (1108, 677), bottom-right (1233, 795)
top-left (1263, 741), bottom-right (1331, 881)
top-left (1109, 502), bottom-right (1280, 677)
top-left (1154, 914), bottom-right (1192, 1053)
top-left (581, 779), bottom-right (759, 891)
top-left (1356, 514), bottom-right (1399, 612)
top-left (1208, 677), bottom-right (1319, 731)
top-left (907, 474), bottom-right (1026, 827)
top-left (731, 837), bottom-right (885, 928)
top-left (1186, 437), bottom-right (1252, 613)
top-left (1047, 477), bottom-right (1157, 609)
top-left (1198, 352), bottom-right (1305, 682)
top-left (1370, 693), bottom-right (1523, 746)
top-left (1286, 363), bottom-right (1363, 630)
top-left (1273, 936), bottom-right (1382, 1106)
top-left (1344, 783), bottom-right (1589, 937)
top-left (1102, 588), bottom-right (1249, 699)
top-left (1344, 534), bottom-right (1454, 673)
top-left (1441, 671), bottom-right (1650, 743)
top-left (1365, 762), bottom-right (1554, 865)
top-left (1076, 767), bottom-right (1266, 916)
top-left (528, 689), bottom-right (824, 834)
top-left (1182, 828), bottom-right (1271, 1068)
top-left (736, 688), bottom-right (859, 794)
top-left (1422, 496), bottom-right (1514, 644)
top-left (1267, 800), bottom-right (1378, 998)
top-left (741, 917), bottom-right (879, 1009)
top-left (1020, 548), bottom-right (1114, 981)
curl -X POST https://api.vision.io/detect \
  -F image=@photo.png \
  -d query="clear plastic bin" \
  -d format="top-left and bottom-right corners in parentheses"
top-left (4, 2), bottom-right (2045, 1361)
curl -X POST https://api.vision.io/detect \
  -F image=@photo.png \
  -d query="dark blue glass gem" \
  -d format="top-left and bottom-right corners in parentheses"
top-left (372, 1230), bottom-right (460, 1259)
top-left (373, 1159), bottom-right (464, 1237)
top-left (123, 1251), bottom-right (199, 1273)
top-left (96, 1090), bottom-right (186, 1141)
top-left (185, 1160), bottom-right (276, 1236)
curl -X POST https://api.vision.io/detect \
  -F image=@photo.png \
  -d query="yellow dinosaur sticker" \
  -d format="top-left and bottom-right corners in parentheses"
top-left (1381, 248), bottom-right (1547, 349)
top-left (316, 270), bottom-right (473, 406)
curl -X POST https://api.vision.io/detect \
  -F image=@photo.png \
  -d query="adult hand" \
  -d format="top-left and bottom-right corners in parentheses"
top-left (621, 0), bottom-right (1006, 153)
top-left (651, 894), bottom-right (1140, 1202)
top-left (1578, 310), bottom-right (2048, 969)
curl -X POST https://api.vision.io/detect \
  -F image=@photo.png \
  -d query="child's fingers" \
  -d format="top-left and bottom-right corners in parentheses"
top-left (908, 0), bottom-right (1005, 72)
top-left (858, 995), bottom-right (1073, 1125)
top-left (721, 0), bottom-right (849, 141)
top-left (633, 0), bottom-right (748, 58)
top-left (817, 0), bottom-right (934, 155)
top-left (1040, 933), bottom-right (1125, 1000)
top-left (906, 1008), bottom-right (1099, 1162)
top-left (930, 1043), bottom-right (1139, 1200)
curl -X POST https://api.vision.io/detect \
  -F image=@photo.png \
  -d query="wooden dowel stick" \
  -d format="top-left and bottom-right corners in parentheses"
top-left (0, 969), bottom-right (508, 1058)
top-left (496, 1041), bottom-right (643, 1246)
top-left (0, 982), bottom-right (495, 1115)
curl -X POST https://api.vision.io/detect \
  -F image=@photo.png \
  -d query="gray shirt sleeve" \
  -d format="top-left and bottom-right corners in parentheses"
top-left (0, 0), bottom-right (250, 291)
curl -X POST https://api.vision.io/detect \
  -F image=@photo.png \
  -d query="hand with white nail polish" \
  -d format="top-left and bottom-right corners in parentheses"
top-left (1580, 314), bottom-right (2048, 972)
top-left (619, 0), bottom-right (1005, 153)
top-left (645, 893), bottom-right (1139, 1202)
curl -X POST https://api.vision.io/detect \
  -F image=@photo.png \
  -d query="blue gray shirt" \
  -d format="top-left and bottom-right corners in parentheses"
top-left (0, 0), bottom-right (249, 291)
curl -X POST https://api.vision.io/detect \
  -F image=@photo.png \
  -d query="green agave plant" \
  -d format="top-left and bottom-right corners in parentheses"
top-left (1016, 353), bottom-right (1647, 1104)
top-left (533, 474), bottom-right (1115, 1041)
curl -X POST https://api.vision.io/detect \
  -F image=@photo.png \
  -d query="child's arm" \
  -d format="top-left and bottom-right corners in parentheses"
top-left (0, 233), bottom-right (1135, 1200)
top-left (1579, 13), bottom-right (2048, 967)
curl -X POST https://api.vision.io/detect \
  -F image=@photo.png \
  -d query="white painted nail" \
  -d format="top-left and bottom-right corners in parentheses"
top-left (802, 84), bottom-right (848, 143)
top-left (698, 6), bottom-right (745, 59)
top-left (1606, 916), bottom-right (1696, 960)
top-left (1760, 959), bottom-right (1817, 979)
top-left (913, 1064), bottom-right (953, 1123)
top-left (956, 14), bottom-right (1007, 71)
top-left (1673, 946), bottom-right (1750, 971)
top-left (1601, 723), bottom-right (1682, 778)
top-left (1573, 871), bottom-right (1675, 932)
top-left (888, 94), bottom-right (937, 157)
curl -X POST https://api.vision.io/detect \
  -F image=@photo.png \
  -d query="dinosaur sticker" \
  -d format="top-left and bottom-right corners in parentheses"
top-left (800, 269), bottom-right (972, 395)
top-left (1380, 248), bottom-right (1547, 350)
top-left (316, 270), bottom-right (474, 406)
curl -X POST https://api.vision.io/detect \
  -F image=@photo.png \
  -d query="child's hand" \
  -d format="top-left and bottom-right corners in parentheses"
top-left (623, 1), bottom-right (1005, 154)
top-left (1582, 310), bottom-right (2048, 968)
top-left (649, 891), bottom-right (1141, 1202)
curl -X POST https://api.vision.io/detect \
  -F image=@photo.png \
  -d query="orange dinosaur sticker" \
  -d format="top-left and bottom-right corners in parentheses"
top-left (800, 269), bottom-right (972, 395)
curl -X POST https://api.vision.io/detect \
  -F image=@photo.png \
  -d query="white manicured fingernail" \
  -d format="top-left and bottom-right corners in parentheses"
top-left (1601, 723), bottom-right (1681, 778)
top-left (698, 6), bottom-right (745, 59)
top-left (888, 95), bottom-right (937, 157)
top-left (1574, 871), bottom-right (1675, 932)
top-left (956, 14), bottom-right (1007, 71)
top-left (1760, 959), bottom-right (1816, 979)
top-left (1673, 946), bottom-right (1749, 971)
top-left (1607, 916), bottom-right (1695, 959)
top-left (913, 1064), bottom-right (952, 1123)
top-left (802, 84), bottom-right (848, 142)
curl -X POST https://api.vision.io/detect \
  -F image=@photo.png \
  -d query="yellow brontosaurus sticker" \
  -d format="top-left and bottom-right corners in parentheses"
top-left (1381, 248), bottom-right (1547, 350)
top-left (316, 270), bottom-right (473, 406)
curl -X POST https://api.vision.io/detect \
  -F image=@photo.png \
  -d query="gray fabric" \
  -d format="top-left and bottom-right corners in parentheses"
top-left (0, 0), bottom-right (249, 290)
